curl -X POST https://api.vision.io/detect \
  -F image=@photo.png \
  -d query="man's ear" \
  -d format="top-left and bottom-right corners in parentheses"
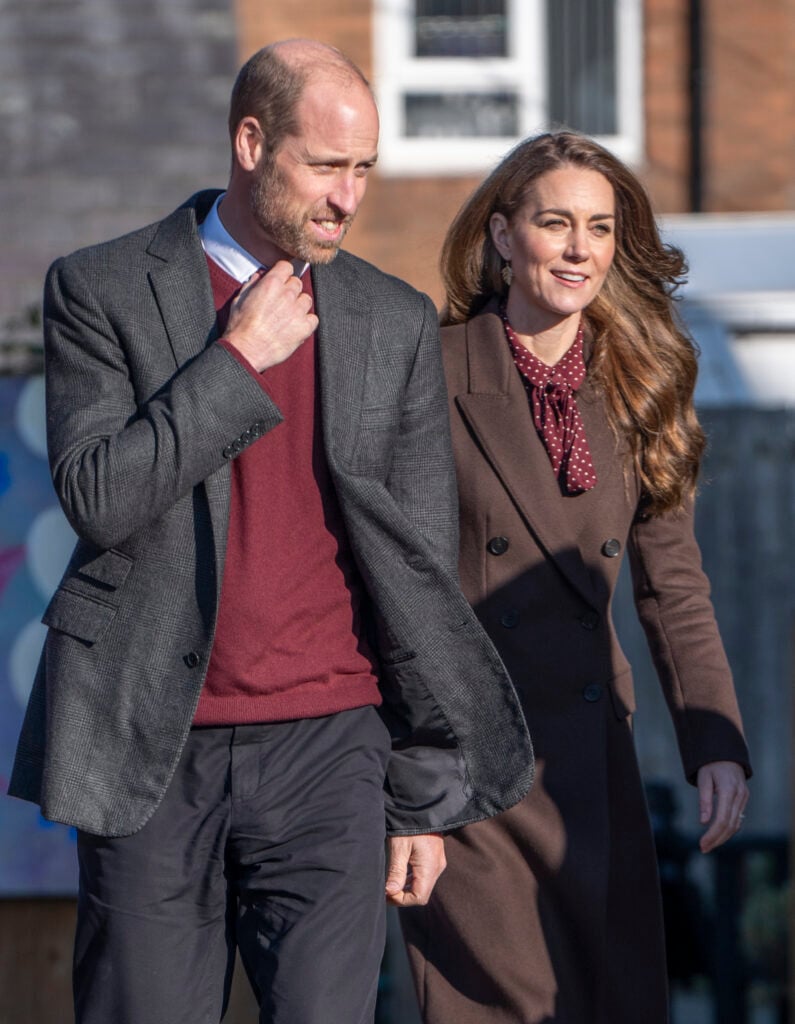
top-left (234, 116), bottom-right (264, 172)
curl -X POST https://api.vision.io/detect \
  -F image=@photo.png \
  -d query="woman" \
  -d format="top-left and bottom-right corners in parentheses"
top-left (401, 132), bottom-right (751, 1024)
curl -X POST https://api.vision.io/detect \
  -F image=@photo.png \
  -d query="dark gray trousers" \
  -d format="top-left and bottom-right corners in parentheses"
top-left (73, 706), bottom-right (392, 1024)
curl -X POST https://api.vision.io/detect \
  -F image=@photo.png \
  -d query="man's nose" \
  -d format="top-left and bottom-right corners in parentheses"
top-left (329, 172), bottom-right (363, 215)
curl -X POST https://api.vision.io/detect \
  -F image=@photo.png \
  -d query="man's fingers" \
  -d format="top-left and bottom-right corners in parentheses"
top-left (385, 838), bottom-right (411, 899)
top-left (385, 835), bottom-right (446, 907)
top-left (224, 261), bottom-right (317, 371)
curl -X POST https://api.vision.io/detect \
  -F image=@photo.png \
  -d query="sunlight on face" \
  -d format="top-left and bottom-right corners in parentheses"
top-left (490, 166), bottom-right (616, 334)
top-left (250, 77), bottom-right (379, 264)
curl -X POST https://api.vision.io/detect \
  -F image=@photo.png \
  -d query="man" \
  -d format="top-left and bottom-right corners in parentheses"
top-left (10, 40), bottom-right (532, 1024)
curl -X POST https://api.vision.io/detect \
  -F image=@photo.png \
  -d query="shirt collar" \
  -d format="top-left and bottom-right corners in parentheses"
top-left (198, 194), bottom-right (309, 283)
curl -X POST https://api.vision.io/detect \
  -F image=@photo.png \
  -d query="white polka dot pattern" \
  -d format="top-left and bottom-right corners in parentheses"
top-left (500, 306), bottom-right (598, 495)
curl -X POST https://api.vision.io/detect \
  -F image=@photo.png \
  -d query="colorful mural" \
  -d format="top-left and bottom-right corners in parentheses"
top-left (0, 375), bottom-right (78, 894)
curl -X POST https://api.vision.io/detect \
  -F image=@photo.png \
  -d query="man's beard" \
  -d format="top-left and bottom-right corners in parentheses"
top-left (249, 158), bottom-right (354, 265)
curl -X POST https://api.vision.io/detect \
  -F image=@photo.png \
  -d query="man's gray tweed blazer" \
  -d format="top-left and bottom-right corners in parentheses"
top-left (9, 190), bottom-right (533, 838)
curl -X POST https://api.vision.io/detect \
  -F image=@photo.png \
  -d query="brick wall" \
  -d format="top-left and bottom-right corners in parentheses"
top-left (233, 0), bottom-right (473, 304)
top-left (642, 0), bottom-right (692, 212)
top-left (234, 0), bottom-right (795, 301)
top-left (703, 0), bottom-right (795, 211)
top-left (5, 0), bottom-right (794, 319)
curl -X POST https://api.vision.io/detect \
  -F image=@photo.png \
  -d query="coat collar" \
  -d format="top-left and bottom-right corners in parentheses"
top-left (452, 301), bottom-right (625, 605)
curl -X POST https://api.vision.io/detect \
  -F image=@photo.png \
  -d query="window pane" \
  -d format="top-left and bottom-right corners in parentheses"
top-left (415, 0), bottom-right (508, 58)
top-left (546, 0), bottom-right (617, 134)
top-left (404, 92), bottom-right (518, 136)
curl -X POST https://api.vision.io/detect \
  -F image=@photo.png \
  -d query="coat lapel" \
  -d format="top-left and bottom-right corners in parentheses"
top-left (454, 308), bottom-right (602, 606)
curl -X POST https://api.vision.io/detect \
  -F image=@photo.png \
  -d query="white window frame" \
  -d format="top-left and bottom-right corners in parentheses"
top-left (373, 0), bottom-right (643, 176)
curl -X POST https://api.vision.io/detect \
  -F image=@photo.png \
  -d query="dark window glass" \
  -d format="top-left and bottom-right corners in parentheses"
top-left (546, 0), bottom-right (617, 134)
top-left (404, 92), bottom-right (518, 136)
top-left (415, 0), bottom-right (508, 57)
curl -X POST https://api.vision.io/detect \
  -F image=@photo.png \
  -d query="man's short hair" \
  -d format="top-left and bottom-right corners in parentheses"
top-left (228, 46), bottom-right (305, 158)
top-left (228, 42), bottom-right (371, 158)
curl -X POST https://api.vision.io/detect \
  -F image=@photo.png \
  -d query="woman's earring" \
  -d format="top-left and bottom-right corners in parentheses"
top-left (501, 262), bottom-right (513, 287)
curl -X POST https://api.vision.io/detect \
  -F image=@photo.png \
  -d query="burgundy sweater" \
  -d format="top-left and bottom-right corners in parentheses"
top-left (193, 257), bottom-right (380, 724)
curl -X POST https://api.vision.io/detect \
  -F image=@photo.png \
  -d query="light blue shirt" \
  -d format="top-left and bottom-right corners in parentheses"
top-left (198, 194), bottom-right (309, 283)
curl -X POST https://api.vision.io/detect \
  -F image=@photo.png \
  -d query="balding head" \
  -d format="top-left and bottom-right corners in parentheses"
top-left (228, 39), bottom-right (371, 159)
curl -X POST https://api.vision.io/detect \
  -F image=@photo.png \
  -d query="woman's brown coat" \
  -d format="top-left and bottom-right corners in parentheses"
top-left (403, 305), bottom-right (750, 1024)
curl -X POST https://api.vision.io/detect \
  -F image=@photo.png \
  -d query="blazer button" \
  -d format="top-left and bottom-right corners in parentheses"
top-left (602, 538), bottom-right (621, 558)
top-left (580, 610), bottom-right (599, 630)
top-left (487, 536), bottom-right (510, 556)
top-left (222, 445), bottom-right (235, 459)
top-left (184, 651), bottom-right (201, 668)
top-left (583, 683), bottom-right (603, 702)
top-left (500, 609), bottom-right (520, 629)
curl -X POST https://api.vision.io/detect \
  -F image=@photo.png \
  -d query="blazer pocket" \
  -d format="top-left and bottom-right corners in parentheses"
top-left (42, 587), bottom-right (118, 644)
top-left (74, 547), bottom-right (133, 590)
top-left (340, 405), bottom-right (401, 476)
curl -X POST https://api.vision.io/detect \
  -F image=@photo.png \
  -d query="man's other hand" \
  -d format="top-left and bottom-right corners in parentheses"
top-left (385, 834), bottom-right (446, 907)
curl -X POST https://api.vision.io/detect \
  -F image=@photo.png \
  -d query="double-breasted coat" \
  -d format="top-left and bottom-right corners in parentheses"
top-left (402, 303), bottom-right (750, 1024)
top-left (9, 196), bottom-right (533, 840)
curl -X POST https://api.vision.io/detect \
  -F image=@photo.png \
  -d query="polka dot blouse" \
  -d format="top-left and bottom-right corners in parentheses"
top-left (500, 305), bottom-right (598, 495)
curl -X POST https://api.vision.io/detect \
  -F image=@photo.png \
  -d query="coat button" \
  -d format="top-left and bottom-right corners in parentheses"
top-left (580, 610), bottom-right (599, 630)
top-left (184, 651), bottom-right (201, 668)
top-left (500, 609), bottom-right (520, 629)
top-left (583, 683), bottom-right (603, 702)
top-left (487, 536), bottom-right (509, 556)
top-left (222, 445), bottom-right (234, 459)
top-left (602, 538), bottom-right (621, 558)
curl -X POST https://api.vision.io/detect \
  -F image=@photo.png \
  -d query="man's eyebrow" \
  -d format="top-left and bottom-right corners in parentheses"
top-left (303, 155), bottom-right (379, 169)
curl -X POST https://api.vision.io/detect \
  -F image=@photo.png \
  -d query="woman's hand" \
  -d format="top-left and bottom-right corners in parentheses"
top-left (696, 761), bottom-right (749, 853)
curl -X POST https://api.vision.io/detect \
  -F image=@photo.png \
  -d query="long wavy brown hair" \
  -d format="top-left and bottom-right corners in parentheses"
top-left (442, 131), bottom-right (704, 515)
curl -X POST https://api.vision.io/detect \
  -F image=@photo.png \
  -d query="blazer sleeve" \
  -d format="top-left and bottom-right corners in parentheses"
top-left (627, 500), bottom-right (751, 782)
top-left (43, 254), bottom-right (283, 550)
top-left (383, 292), bottom-right (460, 578)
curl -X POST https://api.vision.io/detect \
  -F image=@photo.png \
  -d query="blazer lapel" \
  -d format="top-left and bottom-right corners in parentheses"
top-left (146, 193), bottom-right (221, 370)
top-left (145, 191), bottom-right (231, 586)
top-left (311, 258), bottom-right (368, 464)
top-left (454, 308), bottom-right (599, 606)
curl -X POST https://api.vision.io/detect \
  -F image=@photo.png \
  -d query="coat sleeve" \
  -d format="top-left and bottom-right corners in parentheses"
top-left (627, 500), bottom-right (751, 782)
top-left (43, 254), bottom-right (283, 550)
